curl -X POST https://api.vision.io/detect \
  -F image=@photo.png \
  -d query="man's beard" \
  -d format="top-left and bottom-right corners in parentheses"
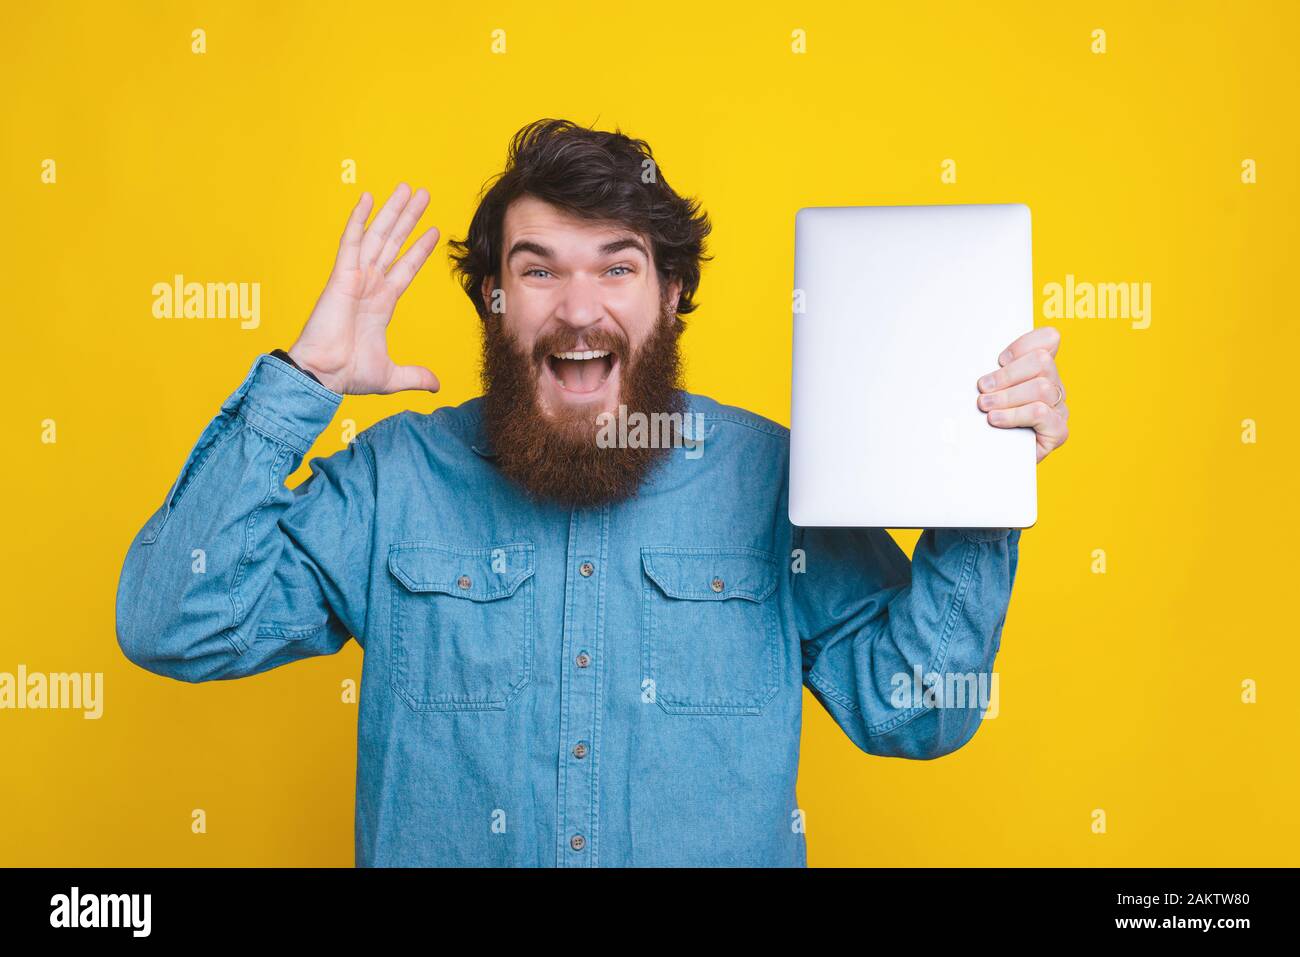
top-left (480, 301), bottom-right (685, 510)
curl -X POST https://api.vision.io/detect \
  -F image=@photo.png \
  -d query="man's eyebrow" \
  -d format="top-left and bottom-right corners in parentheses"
top-left (505, 240), bottom-right (553, 265)
top-left (504, 235), bottom-right (649, 266)
top-left (598, 237), bottom-right (648, 259)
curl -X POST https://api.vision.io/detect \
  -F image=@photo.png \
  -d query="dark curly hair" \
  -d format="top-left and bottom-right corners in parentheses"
top-left (448, 118), bottom-right (712, 321)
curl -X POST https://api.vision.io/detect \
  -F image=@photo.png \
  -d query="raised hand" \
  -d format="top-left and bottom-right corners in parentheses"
top-left (288, 184), bottom-right (442, 395)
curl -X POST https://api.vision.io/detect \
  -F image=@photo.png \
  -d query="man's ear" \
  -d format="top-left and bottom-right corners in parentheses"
top-left (665, 279), bottom-right (682, 318)
top-left (480, 275), bottom-right (495, 316)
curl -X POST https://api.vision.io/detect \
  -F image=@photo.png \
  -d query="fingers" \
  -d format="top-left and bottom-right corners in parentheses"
top-left (378, 187), bottom-right (431, 273)
top-left (996, 325), bottom-right (1061, 366)
top-left (360, 183), bottom-right (413, 271)
top-left (987, 399), bottom-right (1066, 434)
top-left (983, 325), bottom-right (1070, 463)
top-left (333, 192), bottom-right (374, 275)
top-left (386, 225), bottom-right (441, 296)
top-left (986, 399), bottom-right (1069, 450)
top-left (977, 375), bottom-right (1061, 412)
top-left (978, 345), bottom-right (1059, 394)
top-left (384, 364), bottom-right (441, 395)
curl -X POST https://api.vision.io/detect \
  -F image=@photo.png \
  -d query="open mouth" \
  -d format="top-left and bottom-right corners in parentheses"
top-left (544, 349), bottom-right (616, 395)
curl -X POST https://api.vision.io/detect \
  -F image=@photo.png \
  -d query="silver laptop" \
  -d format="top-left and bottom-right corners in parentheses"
top-left (789, 203), bottom-right (1037, 529)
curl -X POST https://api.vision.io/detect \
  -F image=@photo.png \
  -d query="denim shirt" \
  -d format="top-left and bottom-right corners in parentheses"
top-left (115, 354), bottom-right (1021, 867)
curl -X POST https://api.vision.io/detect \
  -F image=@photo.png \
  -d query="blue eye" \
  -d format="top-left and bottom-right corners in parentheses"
top-left (524, 268), bottom-right (551, 278)
top-left (607, 265), bottom-right (632, 277)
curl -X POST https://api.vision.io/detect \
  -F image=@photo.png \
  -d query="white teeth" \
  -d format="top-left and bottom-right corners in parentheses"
top-left (551, 350), bottom-right (611, 361)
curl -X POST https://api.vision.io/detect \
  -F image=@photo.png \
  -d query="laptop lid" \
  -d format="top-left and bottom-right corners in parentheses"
top-left (789, 203), bottom-right (1037, 528)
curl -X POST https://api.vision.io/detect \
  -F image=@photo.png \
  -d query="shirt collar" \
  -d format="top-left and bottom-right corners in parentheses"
top-left (468, 403), bottom-right (497, 458)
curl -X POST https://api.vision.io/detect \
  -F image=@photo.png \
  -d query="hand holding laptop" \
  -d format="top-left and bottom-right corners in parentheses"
top-left (976, 325), bottom-right (1069, 464)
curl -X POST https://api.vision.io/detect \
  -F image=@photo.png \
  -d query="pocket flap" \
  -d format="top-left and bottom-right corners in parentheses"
top-left (389, 542), bottom-right (535, 601)
top-left (641, 547), bottom-right (779, 602)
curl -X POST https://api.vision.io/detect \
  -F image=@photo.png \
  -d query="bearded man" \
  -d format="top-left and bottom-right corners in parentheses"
top-left (116, 118), bottom-right (1069, 867)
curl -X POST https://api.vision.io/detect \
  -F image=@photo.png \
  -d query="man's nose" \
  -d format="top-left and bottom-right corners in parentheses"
top-left (553, 273), bottom-right (605, 332)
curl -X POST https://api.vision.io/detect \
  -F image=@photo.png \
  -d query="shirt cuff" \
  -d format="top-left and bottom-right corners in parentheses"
top-left (221, 354), bottom-right (343, 455)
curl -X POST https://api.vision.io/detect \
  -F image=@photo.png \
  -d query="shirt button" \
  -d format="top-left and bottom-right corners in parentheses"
top-left (711, 577), bottom-right (724, 593)
top-left (457, 575), bottom-right (471, 590)
top-left (570, 834), bottom-right (586, 851)
top-left (575, 651), bottom-right (591, 669)
top-left (579, 561), bottom-right (595, 577)
top-left (572, 741), bottom-right (588, 759)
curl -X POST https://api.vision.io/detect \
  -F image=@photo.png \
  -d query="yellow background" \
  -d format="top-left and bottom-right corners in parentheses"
top-left (2, 0), bottom-right (1295, 866)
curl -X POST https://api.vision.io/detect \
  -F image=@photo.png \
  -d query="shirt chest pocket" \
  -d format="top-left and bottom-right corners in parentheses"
top-left (640, 546), bottom-right (781, 715)
top-left (387, 541), bottom-right (536, 712)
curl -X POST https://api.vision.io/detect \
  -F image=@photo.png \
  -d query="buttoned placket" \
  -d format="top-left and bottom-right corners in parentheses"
top-left (555, 505), bottom-right (609, 866)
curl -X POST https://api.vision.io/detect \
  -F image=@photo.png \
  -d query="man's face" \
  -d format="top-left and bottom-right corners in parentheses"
top-left (478, 195), bottom-right (688, 509)
top-left (482, 195), bottom-right (680, 423)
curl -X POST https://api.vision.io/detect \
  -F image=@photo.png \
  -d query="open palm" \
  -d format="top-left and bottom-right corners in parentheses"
top-left (289, 183), bottom-right (441, 395)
